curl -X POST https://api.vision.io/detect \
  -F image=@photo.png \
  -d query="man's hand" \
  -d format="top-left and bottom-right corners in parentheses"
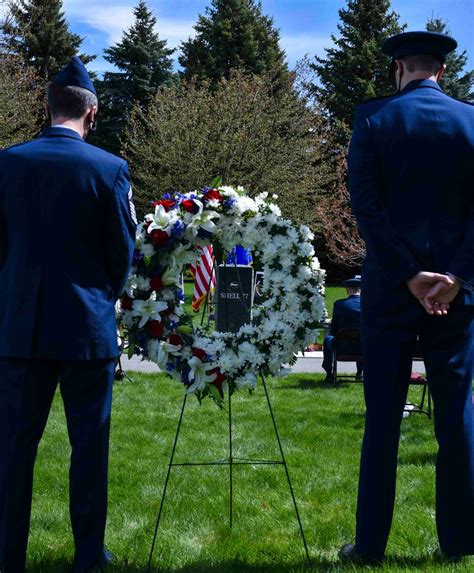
top-left (424, 276), bottom-right (462, 314)
top-left (407, 272), bottom-right (453, 316)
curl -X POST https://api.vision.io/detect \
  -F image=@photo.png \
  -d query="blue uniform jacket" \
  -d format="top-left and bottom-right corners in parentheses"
top-left (0, 127), bottom-right (137, 360)
top-left (330, 295), bottom-right (361, 336)
top-left (348, 79), bottom-right (474, 305)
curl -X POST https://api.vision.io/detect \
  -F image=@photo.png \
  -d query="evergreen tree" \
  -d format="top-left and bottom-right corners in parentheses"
top-left (310, 0), bottom-right (405, 127)
top-left (179, 0), bottom-right (289, 85)
top-left (1, 0), bottom-right (93, 81)
top-left (426, 17), bottom-right (474, 102)
top-left (96, 0), bottom-right (175, 154)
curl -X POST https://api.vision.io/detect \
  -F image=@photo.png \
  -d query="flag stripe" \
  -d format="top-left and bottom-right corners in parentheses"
top-left (190, 245), bottom-right (216, 312)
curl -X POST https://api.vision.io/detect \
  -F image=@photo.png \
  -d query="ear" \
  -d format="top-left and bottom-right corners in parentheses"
top-left (88, 105), bottom-right (98, 123)
top-left (436, 64), bottom-right (446, 82)
top-left (395, 59), bottom-right (404, 75)
top-left (44, 102), bottom-right (52, 123)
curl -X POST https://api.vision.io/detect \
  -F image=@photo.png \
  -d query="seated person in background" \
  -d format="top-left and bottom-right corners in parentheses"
top-left (322, 275), bottom-right (362, 382)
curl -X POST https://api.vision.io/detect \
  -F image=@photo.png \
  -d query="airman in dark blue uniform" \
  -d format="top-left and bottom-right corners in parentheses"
top-left (322, 276), bottom-right (362, 381)
top-left (341, 32), bottom-right (474, 563)
top-left (0, 58), bottom-right (136, 572)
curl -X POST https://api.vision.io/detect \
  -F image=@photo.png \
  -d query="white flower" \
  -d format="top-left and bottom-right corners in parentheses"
top-left (298, 266), bottom-right (312, 281)
top-left (229, 196), bottom-right (257, 216)
top-left (300, 242), bottom-right (315, 257)
top-left (120, 310), bottom-right (135, 328)
top-left (170, 244), bottom-right (199, 268)
top-left (136, 276), bottom-right (151, 291)
top-left (186, 209), bottom-right (220, 238)
top-left (132, 298), bottom-right (169, 328)
top-left (300, 225), bottom-right (314, 241)
top-left (186, 356), bottom-right (217, 394)
top-left (148, 204), bottom-right (178, 233)
top-left (235, 372), bottom-right (257, 390)
top-left (140, 243), bottom-right (155, 257)
top-left (148, 340), bottom-right (169, 368)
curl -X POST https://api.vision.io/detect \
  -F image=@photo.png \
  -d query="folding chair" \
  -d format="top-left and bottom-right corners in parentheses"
top-left (332, 328), bottom-right (363, 384)
top-left (405, 339), bottom-right (432, 419)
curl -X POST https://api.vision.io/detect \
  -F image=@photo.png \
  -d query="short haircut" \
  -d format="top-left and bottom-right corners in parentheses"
top-left (399, 54), bottom-right (443, 74)
top-left (47, 84), bottom-right (98, 120)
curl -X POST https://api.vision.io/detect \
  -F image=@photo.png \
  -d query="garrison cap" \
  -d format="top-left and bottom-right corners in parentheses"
top-left (343, 275), bottom-right (361, 287)
top-left (52, 56), bottom-right (97, 96)
top-left (382, 31), bottom-right (457, 63)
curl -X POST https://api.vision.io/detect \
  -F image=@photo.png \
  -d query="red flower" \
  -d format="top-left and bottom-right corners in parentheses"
top-left (148, 320), bottom-right (164, 339)
top-left (209, 367), bottom-right (226, 389)
top-left (181, 199), bottom-right (200, 214)
top-left (153, 199), bottom-right (175, 212)
top-left (150, 229), bottom-right (169, 246)
top-left (192, 348), bottom-right (206, 360)
top-left (204, 189), bottom-right (223, 202)
top-left (121, 296), bottom-right (133, 311)
top-left (168, 334), bottom-right (182, 347)
top-left (150, 276), bottom-right (164, 291)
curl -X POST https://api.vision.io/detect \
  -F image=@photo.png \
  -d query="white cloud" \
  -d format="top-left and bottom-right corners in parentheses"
top-left (280, 33), bottom-right (333, 65)
top-left (63, 0), bottom-right (194, 48)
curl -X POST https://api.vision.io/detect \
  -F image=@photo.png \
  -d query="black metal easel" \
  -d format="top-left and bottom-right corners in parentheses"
top-left (147, 373), bottom-right (311, 571)
top-left (147, 254), bottom-right (311, 570)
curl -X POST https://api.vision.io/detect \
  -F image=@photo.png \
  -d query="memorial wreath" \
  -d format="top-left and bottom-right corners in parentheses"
top-left (119, 181), bottom-right (326, 403)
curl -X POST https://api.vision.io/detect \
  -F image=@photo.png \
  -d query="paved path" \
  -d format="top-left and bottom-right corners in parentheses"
top-left (120, 352), bottom-right (426, 375)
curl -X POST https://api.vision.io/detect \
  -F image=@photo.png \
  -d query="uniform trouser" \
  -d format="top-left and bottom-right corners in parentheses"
top-left (322, 336), bottom-right (363, 377)
top-left (1, 357), bottom-right (115, 573)
top-left (0, 363), bottom-right (24, 568)
top-left (355, 301), bottom-right (474, 558)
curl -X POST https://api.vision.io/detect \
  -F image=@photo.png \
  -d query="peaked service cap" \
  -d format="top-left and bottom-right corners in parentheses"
top-left (343, 275), bottom-right (362, 287)
top-left (52, 56), bottom-right (97, 96)
top-left (382, 31), bottom-right (457, 62)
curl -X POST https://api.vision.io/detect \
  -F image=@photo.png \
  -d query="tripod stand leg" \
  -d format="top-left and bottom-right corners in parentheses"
top-left (148, 394), bottom-right (188, 572)
top-left (260, 373), bottom-right (312, 566)
top-left (228, 389), bottom-right (233, 528)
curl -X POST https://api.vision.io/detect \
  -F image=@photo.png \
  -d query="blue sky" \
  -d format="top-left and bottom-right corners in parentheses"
top-left (4, 0), bottom-right (473, 74)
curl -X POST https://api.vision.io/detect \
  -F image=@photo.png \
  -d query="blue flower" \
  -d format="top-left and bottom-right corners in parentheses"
top-left (223, 198), bottom-right (237, 209)
top-left (132, 250), bottom-right (143, 266)
top-left (181, 367), bottom-right (191, 386)
top-left (171, 220), bottom-right (186, 238)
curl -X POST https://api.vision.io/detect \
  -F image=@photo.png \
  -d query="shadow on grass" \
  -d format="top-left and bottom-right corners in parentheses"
top-left (26, 553), bottom-right (447, 573)
top-left (398, 451), bottom-right (437, 466)
top-left (27, 558), bottom-right (321, 573)
top-left (279, 378), bottom-right (338, 391)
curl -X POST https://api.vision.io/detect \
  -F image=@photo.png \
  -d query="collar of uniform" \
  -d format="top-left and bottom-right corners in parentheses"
top-left (402, 78), bottom-right (443, 94)
top-left (40, 126), bottom-right (84, 141)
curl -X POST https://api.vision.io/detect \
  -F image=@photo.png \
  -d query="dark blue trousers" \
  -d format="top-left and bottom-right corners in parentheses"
top-left (322, 336), bottom-right (363, 377)
top-left (0, 362), bottom-right (24, 568)
top-left (2, 358), bottom-right (115, 573)
top-left (356, 299), bottom-right (474, 558)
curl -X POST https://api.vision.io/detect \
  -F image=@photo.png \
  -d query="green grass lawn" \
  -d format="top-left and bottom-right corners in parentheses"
top-left (27, 372), bottom-right (472, 572)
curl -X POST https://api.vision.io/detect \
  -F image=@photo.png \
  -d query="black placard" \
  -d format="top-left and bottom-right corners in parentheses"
top-left (216, 265), bottom-right (254, 333)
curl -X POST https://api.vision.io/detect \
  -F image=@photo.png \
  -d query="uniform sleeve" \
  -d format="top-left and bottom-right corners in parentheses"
top-left (447, 206), bottom-right (474, 288)
top-left (348, 106), bottom-right (421, 285)
top-left (0, 202), bottom-right (6, 270)
top-left (104, 161), bottom-right (137, 299)
top-left (330, 302), bottom-right (340, 336)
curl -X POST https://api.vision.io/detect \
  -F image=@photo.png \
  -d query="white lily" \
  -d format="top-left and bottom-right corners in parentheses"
top-left (169, 244), bottom-right (198, 268)
top-left (148, 204), bottom-right (178, 233)
top-left (132, 298), bottom-right (169, 328)
top-left (148, 340), bottom-right (169, 369)
top-left (186, 356), bottom-right (217, 393)
top-left (162, 264), bottom-right (181, 287)
top-left (186, 209), bottom-right (220, 238)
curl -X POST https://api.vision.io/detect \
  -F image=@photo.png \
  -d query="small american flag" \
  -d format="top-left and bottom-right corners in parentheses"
top-left (190, 245), bottom-right (216, 312)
